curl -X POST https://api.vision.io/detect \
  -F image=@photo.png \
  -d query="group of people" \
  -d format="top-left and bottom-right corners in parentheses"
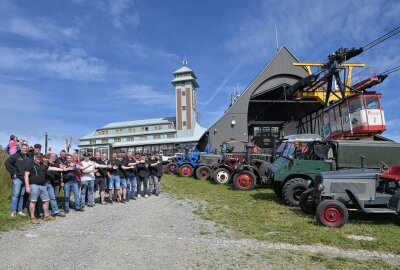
top-left (4, 136), bottom-right (164, 224)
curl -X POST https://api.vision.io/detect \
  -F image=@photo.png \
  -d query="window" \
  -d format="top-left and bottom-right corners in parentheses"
top-left (89, 140), bottom-right (96, 145)
top-left (101, 139), bottom-right (108, 143)
top-left (127, 137), bottom-right (134, 141)
top-left (154, 134), bottom-right (161, 139)
top-left (182, 106), bottom-right (186, 111)
top-left (140, 135), bottom-right (147, 141)
top-left (115, 138), bottom-right (121, 142)
top-left (154, 125), bottom-right (163, 130)
top-left (167, 133), bottom-right (175, 138)
top-left (183, 121), bottom-right (186, 127)
top-left (141, 126), bottom-right (149, 132)
top-left (182, 90), bottom-right (186, 96)
top-left (168, 124), bottom-right (173, 129)
top-left (366, 96), bottom-right (379, 109)
top-left (96, 130), bottom-right (108, 135)
top-left (115, 129), bottom-right (123, 134)
top-left (128, 128), bottom-right (135, 133)
top-left (349, 98), bottom-right (364, 112)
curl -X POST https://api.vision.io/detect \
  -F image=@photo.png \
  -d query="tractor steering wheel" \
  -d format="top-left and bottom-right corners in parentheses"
top-left (377, 160), bottom-right (389, 172)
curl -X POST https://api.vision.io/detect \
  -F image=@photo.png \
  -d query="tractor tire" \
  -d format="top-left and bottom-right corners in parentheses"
top-left (178, 164), bottom-right (194, 177)
top-left (166, 163), bottom-right (178, 175)
top-left (195, 166), bottom-right (212, 180)
top-left (299, 189), bottom-right (317, 215)
top-left (282, 178), bottom-right (309, 206)
top-left (316, 200), bottom-right (349, 228)
top-left (213, 168), bottom-right (231, 184)
top-left (232, 171), bottom-right (256, 191)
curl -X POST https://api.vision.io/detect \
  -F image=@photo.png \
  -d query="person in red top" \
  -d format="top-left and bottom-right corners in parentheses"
top-left (8, 135), bottom-right (18, 155)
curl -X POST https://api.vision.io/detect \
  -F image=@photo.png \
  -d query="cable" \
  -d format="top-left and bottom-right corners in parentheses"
top-left (362, 26), bottom-right (400, 52)
top-left (380, 65), bottom-right (400, 75)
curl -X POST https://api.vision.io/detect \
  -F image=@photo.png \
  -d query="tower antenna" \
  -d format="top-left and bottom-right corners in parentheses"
top-left (183, 50), bottom-right (188, 66)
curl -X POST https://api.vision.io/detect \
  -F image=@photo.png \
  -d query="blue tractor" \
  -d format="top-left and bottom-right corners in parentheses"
top-left (165, 146), bottom-right (207, 177)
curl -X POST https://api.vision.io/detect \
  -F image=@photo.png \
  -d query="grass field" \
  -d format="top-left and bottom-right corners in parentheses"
top-left (161, 174), bottom-right (400, 254)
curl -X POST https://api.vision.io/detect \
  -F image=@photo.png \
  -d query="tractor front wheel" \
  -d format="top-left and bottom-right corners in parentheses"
top-left (213, 168), bottom-right (231, 184)
top-left (232, 171), bottom-right (256, 191)
top-left (195, 166), bottom-right (212, 180)
top-left (166, 163), bottom-right (178, 175)
top-left (178, 164), bottom-right (194, 177)
top-left (316, 200), bottom-right (349, 228)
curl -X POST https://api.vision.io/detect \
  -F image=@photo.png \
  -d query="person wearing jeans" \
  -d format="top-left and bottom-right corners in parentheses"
top-left (5, 144), bottom-right (30, 216)
top-left (62, 154), bottom-right (84, 213)
top-left (63, 180), bottom-right (80, 213)
top-left (122, 151), bottom-right (137, 200)
top-left (108, 153), bottom-right (122, 203)
top-left (80, 179), bottom-right (94, 208)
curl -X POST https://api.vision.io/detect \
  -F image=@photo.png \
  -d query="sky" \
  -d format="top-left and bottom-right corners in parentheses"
top-left (0, 0), bottom-right (399, 152)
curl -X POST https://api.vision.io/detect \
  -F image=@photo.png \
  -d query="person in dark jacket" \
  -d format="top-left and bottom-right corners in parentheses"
top-left (148, 152), bottom-right (162, 196)
top-left (5, 144), bottom-right (30, 216)
top-left (28, 144), bottom-right (42, 159)
top-left (135, 153), bottom-right (149, 198)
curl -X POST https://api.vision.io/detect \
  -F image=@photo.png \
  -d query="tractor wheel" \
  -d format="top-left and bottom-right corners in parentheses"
top-left (178, 164), bottom-right (194, 177)
top-left (195, 166), bottom-right (212, 180)
top-left (213, 168), bottom-right (231, 184)
top-left (316, 200), bottom-right (349, 228)
top-left (282, 178), bottom-right (309, 206)
top-left (232, 171), bottom-right (256, 191)
top-left (166, 163), bottom-right (178, 175)
top-left (299, 189), bottom-right (317, 215)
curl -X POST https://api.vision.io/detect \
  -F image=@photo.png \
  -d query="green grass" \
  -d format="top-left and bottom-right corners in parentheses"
top-left (161, 174), bottom-right (400, 254)
top-left (0, 148), bottom-right (29, 231)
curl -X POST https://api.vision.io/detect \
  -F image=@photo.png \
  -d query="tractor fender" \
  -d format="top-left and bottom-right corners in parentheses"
top-left (282, 174), bottom-right (313, 188)
top-left (217, 165), bottom-right (233, 173)
top-left (238, 165), bottom-right (261, 179)
top-left (344, 189), bottom-right (365, 211)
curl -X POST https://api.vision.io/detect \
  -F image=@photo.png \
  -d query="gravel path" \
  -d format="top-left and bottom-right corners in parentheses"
top-left (1, 194), bottom-right (399, 269)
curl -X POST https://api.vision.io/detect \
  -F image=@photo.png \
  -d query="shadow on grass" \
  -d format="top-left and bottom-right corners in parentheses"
top-left (250, 192), bottom-right (282, 204)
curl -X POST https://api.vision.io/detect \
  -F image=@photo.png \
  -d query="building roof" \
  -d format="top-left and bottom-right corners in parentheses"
top-left (79, 117), bottom-right (176, 140)
top-left (111, 122), bottom-right (207, 147)
top-left (173, 66), bottom-right (193, 74)
top-left (101, 117), bottom-right (175, 129)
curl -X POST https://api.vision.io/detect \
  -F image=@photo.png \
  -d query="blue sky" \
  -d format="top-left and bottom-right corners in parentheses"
top-left (0, 0), bottom-right (399, 152)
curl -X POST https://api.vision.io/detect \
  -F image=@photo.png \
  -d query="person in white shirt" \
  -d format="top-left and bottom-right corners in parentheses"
top-left (80, 153), bottom-right (110, 208)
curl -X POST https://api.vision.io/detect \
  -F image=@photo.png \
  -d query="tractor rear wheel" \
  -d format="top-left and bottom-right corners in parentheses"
top-left (316, 200), bottom-right (348, 228)
top-left (282, 178), bottom-right (309, 206)
top-left (178, 164), bottom-right (194, 177)
top-left (299, 188), bottom-right (316, 215)
top-left (195, 166), bottom-right (212, 180)
top-left (166, 163), bottom-right (178, 175)
top-left (213, 168), bottom-right (231, 184)
top-left (232, 171), bottom-right (256, 191)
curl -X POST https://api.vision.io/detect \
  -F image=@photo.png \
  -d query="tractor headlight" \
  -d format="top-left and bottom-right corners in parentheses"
top-left (317, 184), bottom-right (325, 192)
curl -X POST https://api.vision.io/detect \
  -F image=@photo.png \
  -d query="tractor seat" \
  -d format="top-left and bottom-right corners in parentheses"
top-left (379, 166), bottom-right (400, 181)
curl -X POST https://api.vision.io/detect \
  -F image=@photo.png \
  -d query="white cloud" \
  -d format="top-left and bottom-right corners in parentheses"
top-left (75, 0), bottom-right (140, 29)
top-left (0, 0), bottom-right (79, 41)
top-left (0, 47), bottom-right (107, 81)
top-left (116, 84), bottom-right (175, 108)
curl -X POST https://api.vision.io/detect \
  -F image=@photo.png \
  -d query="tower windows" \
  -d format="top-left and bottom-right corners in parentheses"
top-left (182, 90), bottom-right (185, 96)
top-left (183, 121), bottom-right (186, 127)
top-left (182, 106), bottom-right (186, 111)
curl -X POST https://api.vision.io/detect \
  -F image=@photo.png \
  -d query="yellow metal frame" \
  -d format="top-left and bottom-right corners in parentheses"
top-left (293, 62), bottom-right (366, 104)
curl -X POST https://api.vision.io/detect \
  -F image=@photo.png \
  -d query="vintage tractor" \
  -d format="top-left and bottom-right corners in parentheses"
top-left (164, 146), bottom-right (208, 177)
top-left (230, 143), bottom-right (272, 190)
top-left (270, 136), bottom-right (400, 207)
top-left (300, 161), bottom-right (400, 227)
